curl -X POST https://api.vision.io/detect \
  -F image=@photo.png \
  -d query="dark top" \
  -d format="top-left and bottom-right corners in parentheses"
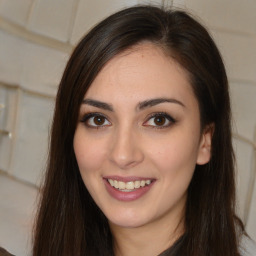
top-left (0, 247), bottom-right (14, 256)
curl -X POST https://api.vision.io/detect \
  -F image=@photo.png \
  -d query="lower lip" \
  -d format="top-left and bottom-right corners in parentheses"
top-left (104, 179), bottom-right (155, 202)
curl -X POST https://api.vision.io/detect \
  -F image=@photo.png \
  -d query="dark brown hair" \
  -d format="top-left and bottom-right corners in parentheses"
top-left (33, 5), bottom-right (244, 256)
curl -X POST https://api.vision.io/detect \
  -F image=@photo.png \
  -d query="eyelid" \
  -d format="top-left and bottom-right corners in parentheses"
top-left (143, 112), bottom-right (176, 128)
top-left (80, 112), bottom-right (111, 128)
top-left (80, 111), bottom-right (176, 129)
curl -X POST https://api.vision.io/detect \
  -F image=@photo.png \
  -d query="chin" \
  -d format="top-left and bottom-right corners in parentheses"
top-left (107, 211), bottom-right (150, 229)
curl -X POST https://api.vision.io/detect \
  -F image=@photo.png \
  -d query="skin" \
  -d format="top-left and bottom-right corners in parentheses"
top-left (73, 43), bottom-right (212, 256)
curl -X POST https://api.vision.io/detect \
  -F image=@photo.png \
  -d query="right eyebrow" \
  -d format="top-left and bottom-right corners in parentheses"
top-left (138, 97), bottom-right (185, 110)
top-left (81, 99), bottom-right (114, 111)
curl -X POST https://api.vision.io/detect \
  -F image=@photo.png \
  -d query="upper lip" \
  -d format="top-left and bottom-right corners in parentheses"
top-left (103, 176), bottom-right (155, 182)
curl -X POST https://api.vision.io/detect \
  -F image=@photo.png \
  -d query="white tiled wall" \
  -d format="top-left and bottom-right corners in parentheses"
top-left (0, 0), bottom-right (255, 254)
top-left (70, 0), bottom-right (138, 44)
top-left (230, 82), bottom-right (256, 140)
top-left (0, 31), bottom-right (25, 85)
top-left (10, 91), bottom-right (54, 186)
top-left (0, 31), bottom-right (68, 97)
top-left (233, 138), bottom-right (254, 220)
top-left (0, 174), bottom-right (37, 256)
top-left (172, 0), bottom-right (186, 7)
top-left (185, 0), bottom-right (256, 34)
top-left (20, 42), bottom-right (68, 96)
top-left (0, 85), bottom-right (18, 172)
top-left (27, 0), bottom-right (78, 42)
top-left (0, 0), bottom-right (33, 26)
top-left (247, 148), bottom-right (256, 239)
top-left (212, 31), bottom-right (256, 83)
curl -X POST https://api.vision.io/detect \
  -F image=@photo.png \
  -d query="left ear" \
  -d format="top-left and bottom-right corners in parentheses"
top-left (196, 124), bottom-right (214, 165)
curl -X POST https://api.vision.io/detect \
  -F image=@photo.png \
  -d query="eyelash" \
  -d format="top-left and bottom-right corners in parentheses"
top-left (80, 112), bottom-right (111, 129)
top-left (80, 112), bottom-right (176, 129)
top-left (143, 112), bottom-right (176, 129)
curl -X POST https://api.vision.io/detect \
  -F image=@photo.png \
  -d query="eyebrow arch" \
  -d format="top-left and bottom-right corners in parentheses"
top-left (138, 98), bottom-right (185, 110)
top-left (82, 99), bottom-right (114, 111)
top-left (82, 97), bottom-right (185, 112)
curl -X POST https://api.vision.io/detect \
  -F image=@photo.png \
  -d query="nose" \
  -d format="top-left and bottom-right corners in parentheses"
top-left (109, 126), bottom-right (144, 169)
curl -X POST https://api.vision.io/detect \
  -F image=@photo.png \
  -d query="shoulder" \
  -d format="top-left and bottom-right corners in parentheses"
top-left (239, 235), bottom-right (256, 256)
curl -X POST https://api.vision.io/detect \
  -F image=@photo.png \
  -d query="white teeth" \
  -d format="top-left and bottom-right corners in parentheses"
top-left (119, 181), bottom-right (126, 190)
top-left (145, 180), bottom-right (151, 185)
top-left (114, 180), bottom-right (118, 189)
top-left (134, 180), bottom-right (140, 188)
top-left (107, 179), bottom-right (152, 191)
top-left (126, 182), bottom-right (134, 190)
top-left (109, 179), bottom-right (114, 186)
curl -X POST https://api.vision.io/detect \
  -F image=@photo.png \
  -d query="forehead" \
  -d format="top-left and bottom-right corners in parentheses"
top-left (84, 43), bottom-right (196, 107)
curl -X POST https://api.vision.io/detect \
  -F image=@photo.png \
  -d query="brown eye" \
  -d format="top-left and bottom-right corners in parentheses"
top-left (81, 113), bottom-right (111, 128)
top-left (93, 116), bottom-right (105, 125)
top-left (154, 116), bottom-right (166, 126)
top-left (143, 113), bottom-right (175, 128)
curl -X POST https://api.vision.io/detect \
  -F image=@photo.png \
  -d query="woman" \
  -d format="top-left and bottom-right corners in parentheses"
top-left (33, 5), bottom-right (255, 256)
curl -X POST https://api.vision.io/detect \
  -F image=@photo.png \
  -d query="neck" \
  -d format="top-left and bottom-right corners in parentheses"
top-left (110, 212), bottom-right (184, 256)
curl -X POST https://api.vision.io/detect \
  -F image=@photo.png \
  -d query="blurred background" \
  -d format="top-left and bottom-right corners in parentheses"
top-left (0, 0), bottom-right (255, 255)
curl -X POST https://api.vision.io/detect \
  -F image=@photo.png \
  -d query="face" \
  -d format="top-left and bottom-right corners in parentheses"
top-left (73, 43), bottom-right (211, 230)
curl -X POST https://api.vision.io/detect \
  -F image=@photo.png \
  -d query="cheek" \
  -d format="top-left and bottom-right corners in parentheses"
top-left (73, 127), bottom-right (106, 174)
top-left (146, 130), bottom-right (200, 176)
top-left (73, 128), bottom-right (109, 199)
top-left (149, 135), bottom-right (198, 204)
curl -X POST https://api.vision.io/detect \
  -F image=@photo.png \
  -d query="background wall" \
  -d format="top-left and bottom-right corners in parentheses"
top-left (0, 0), bottom-right (255, 255)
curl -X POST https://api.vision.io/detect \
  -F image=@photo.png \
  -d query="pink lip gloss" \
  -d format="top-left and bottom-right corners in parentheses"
top-left (103, 177), bottom-right (155, 201)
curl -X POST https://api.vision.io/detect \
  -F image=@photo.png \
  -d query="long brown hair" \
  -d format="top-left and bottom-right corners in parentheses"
top-left (33, 5), bottom-right (244, 256)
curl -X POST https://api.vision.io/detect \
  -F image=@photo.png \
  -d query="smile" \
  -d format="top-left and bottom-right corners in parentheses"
top-left (104, 177), bottom-right (155, 201)
top-left (108, 179), bottom-right (152, 191)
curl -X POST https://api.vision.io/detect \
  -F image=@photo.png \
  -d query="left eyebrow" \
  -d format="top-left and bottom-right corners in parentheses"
top-left (82, 99), bottom-right (114, 111)
top-left (138, 98), bottom-right (185, 110)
